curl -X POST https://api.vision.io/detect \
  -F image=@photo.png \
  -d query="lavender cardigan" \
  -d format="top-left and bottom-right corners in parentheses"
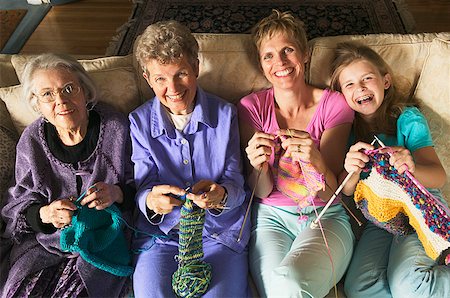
top-left (0, 103), bottom-right (133, 297)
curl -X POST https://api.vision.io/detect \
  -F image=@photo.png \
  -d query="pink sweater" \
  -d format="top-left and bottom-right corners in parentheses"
top-left (237, 88), bottom-right (354, 206)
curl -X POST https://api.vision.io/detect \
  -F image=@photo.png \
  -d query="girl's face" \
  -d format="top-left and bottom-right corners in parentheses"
top-left (259, 32), bottom-right (307, 90)
top-left (338, 59), bottom-right (391, 121)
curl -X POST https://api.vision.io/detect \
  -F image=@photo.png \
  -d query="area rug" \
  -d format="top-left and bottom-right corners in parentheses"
top-left (107, 0), bottom-right (415, 56)
top-left (0, 0), bottom-right (51, 54)
top-left (0, 9), bottom-right (27, 51)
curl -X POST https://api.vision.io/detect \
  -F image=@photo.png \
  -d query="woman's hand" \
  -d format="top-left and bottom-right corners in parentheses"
top-left (146, 185), bottom-right (185, 215)
top-left (383, 146), bottom-right (415, 174)
top-left (278, 129), bottom-right (325, 173)
top-left (80, 182), bottom-right (124, 210)
top-left (245, 131), bottom-right (276, 171)
top-left (187, 180), bottom-right (226, 209)
top-left (39, 199), bottom-right (77, 229)
top-left (344, 142), bottom-right (374, 175)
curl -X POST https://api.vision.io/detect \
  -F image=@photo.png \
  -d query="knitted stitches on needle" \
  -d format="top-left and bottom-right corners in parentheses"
top-left (275, 143), bottom-right (325, 208)
top-left (172, 198), bottom-right (212, 298)
top-left (354, 149), bottom-right (450, 261)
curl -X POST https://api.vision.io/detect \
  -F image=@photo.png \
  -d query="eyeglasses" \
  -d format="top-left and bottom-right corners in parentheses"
top-left (34, 83), bottom-right (81, 103)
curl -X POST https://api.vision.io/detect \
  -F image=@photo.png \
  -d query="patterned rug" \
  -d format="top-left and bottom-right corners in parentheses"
top-left (107, 0), bottom-right (414, 56)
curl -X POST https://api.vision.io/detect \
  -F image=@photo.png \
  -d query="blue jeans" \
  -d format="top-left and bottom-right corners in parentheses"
top-left (249, 203), bottom-right (354, 297)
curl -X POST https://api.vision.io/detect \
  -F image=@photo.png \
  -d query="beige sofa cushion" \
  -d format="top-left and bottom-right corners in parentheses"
top-left (133, 34), bottom-right (271, 105)
top-left (0, 85), bottom-right (40, 133)
top-left (0, 55), bottom-right (143, 134)
top-left (307, 33), bottom-right (450, 97)
top-left (413, 38), bottom-right (450, 203)
top-left (0, 55), bottom-right (20, 88)
top-left (195, 34), bottom-right (270, 105)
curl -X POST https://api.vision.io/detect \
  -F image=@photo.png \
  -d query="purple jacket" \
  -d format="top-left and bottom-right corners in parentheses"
top-left (0, 103), bottom-right (133, 297)
top-left (129, 87), bottom-right (250, 253)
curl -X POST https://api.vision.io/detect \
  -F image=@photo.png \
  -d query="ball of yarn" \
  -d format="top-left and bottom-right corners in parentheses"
top-left (172, 260), bottom-right (212, 298)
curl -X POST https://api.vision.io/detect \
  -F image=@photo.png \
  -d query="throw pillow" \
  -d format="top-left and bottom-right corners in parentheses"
top-left (414, 38), bottom-right (450, 204)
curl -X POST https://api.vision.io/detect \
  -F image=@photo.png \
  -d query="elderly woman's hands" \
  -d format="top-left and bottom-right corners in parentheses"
top-left (187, 180), bottom-right (227, 209)
top-left (80, 182), bottom-right (124, 210)
top-left (39, 199), bottom-right (77, 229)
top-left (146, 185), bottom-right (185, 216)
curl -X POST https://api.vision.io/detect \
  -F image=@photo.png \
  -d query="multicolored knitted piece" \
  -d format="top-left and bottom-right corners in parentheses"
top-left (354, 149), bottom-right (450, 262)
top-left (172, 198), bottom-right (212, 297)
top-left (275, 143), bottom-right (325, 208)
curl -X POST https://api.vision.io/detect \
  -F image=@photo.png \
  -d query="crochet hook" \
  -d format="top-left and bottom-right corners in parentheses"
top-left (237, 166), bottom-right (262, 242)
top-left (311, 138), bottom-right (378, 228)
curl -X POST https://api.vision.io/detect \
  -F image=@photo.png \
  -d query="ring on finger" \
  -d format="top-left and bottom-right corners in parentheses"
top-left (297, 144), bottom-right (301, 152)
top-left (96, 199), bottom-right (103, 205)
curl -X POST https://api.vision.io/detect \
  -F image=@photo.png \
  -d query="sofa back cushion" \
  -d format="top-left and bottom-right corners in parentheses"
top-left (308, 33), bottom-right (450, 98)
top-left (133, 33), bottom-right (271, 105)
top-left (0, 55), bottom-right (143, 134)
top-left (413, 38), bottom-right (450, 202)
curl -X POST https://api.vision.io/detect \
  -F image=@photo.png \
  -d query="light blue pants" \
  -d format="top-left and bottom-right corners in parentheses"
top-left (133, 235), bottom-right (250, 298)
top-left (345, 189), bottom-right (450, 298)
top-left (344, 222), bottom-right (450, 298)
top-left (249, 203), bottom-right (354, 298)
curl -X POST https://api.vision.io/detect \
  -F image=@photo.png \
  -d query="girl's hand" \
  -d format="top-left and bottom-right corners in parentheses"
top-left (145, 185), bottom-right (185, 215)
top-left (383, 146), bottom-right (415, 174)
top-left (187, 180), bottom-right (227, 210)
top-left (245, 131), bottom-right (276, 171)
top-left (278, 129), bottom-right (325, 173)
top-left (80, 182), bottom-right (124, 210)
top-left (344, 142), bottom-right (374, 174)
top-left (39, 199), bottom-right (77, 229)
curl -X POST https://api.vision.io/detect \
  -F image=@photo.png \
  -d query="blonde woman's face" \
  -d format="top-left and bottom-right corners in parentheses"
top-left (258, 32), bottom-right (307, 90)
top-left (144, 56), bottom-right (199, 115)
top-left (338, 59), bottom-right (391, 120)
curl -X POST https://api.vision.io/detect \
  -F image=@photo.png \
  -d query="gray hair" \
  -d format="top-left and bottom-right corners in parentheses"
top-left (21, 53), bottom-right (97, 112)
top-left (135, 20), bottom-right (199, 74)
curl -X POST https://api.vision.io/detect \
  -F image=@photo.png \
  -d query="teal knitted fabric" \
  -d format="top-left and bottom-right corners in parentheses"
top-left (172, 198), bottom-right (212, 298)
top-left (60, 202), bottom-right (133, 277)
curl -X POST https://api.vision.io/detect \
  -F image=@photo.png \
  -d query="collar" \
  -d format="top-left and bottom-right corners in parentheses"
top-left (150, 87), bottom-right (213, 139)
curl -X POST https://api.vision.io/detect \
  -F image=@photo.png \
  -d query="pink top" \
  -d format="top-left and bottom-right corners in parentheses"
top-left (237, 88), bottom-right (354, 206)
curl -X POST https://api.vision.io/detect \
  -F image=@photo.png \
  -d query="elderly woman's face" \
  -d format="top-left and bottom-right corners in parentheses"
top-left (34, 68), bottom-right (88, 132)
top-left (144, 55), bottom-right (199, 115)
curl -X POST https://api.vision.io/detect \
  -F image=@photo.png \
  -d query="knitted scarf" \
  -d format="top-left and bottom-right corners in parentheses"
top-left (354, 149), bottom-right (450, 264)
top-left (172, 198), bottom-right (212, 297)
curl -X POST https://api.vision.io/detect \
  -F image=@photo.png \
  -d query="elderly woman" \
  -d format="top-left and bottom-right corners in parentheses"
top-left (130, 20), bottom-right (250, 297)
top-left (237, 10), bottom-right (355, 297)
top-left (0, 53), bottom-right (134, 297)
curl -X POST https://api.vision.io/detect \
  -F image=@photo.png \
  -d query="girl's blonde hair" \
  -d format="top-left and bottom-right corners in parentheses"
top-left (330, 42), bottom-right (417, 142)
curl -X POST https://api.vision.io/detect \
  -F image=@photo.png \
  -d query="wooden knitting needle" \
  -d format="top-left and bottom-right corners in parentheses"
top-left (237, 167), bottom-right (262, 242)
top-left (310, 138), bottom-right (378, 228)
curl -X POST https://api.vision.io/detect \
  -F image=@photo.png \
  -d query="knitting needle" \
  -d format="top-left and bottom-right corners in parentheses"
top-left (237, 167), bottom-right (262, 242)
top-left (311, 138), bottom-right (378, 228)
top-left (150, 187), bottom-right (192, 219)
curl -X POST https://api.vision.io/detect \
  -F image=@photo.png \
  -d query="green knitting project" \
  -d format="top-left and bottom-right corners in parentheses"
top-left (172, 198), bottom-right (212, 297)
top-left (60, 198), bottom-right (133, 277)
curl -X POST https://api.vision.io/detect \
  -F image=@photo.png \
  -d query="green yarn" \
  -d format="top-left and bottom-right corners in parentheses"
top-left (172, 198), bottom-right (212, 298)
top-left (60, 198), bottom-right (133, 277)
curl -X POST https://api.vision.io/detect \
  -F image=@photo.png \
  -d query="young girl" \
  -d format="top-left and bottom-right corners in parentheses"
top-left (330, 42), bottom-right (450, 297)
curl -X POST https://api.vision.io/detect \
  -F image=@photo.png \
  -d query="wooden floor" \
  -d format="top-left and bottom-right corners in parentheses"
top-left (20, 0), bottom-right (450, 56)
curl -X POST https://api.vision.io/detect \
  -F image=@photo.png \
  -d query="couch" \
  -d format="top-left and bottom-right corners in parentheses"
top-left (1, 32), bottom-right (449, 296)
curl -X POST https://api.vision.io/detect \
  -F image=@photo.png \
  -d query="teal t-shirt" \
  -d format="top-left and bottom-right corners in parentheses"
top-left (378, 106), bottom-right (434, 152)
